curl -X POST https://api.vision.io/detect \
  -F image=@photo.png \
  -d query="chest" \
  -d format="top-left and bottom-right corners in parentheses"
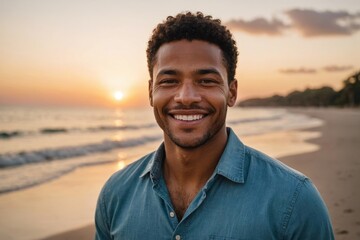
top-left (108, 177), bottom-right (286, 240)
top-left (109, 186), bottom-right (281, 240)
top-left (167, 184), bottom-right (201, 220)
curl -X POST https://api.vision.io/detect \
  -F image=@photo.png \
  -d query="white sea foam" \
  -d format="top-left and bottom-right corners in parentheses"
top-left (0, 135), bottom-right (162, 168)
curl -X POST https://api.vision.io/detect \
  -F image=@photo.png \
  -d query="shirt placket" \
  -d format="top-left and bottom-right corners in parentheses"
top-left (163, 173), bottom-right (219, 240)
top-left (152, 176), bottom-right (180, 234)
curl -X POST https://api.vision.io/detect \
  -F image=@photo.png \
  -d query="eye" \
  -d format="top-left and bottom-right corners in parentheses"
top-left (199, 78), bottom-right (218, 85)
top-left (158, 79), bottom-right (179, 86)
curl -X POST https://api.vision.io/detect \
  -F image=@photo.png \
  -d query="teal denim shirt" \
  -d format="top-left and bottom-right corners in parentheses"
top-left (95, 128), bottom-right (334, 240)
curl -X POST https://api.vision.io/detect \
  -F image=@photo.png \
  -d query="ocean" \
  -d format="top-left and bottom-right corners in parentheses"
top-left (0, 106), bottom-right (323, 194)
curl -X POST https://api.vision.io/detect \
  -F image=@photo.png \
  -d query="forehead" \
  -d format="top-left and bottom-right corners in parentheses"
top-left (153, 40), bottom-right (226, 75)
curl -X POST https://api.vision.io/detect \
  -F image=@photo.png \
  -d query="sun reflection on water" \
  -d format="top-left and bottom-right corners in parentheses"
top-left (117, 160), bottom-right (126, 170)
top-left (112, 134), bottom-right (124, 141)
top-left (114, 119), bottom-right (124, 126)
top-left (116, 153), bottom-right (127, 170)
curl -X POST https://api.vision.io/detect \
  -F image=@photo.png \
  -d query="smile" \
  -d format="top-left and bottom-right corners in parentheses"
top-left (173, 114), bottom-right (204, 121)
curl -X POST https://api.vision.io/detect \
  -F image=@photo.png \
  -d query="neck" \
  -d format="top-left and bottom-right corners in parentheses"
top-left (163, 127), bottom-right (228, 187)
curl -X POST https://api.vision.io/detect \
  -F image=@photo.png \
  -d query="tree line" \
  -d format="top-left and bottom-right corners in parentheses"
top-left (238, 70), bottom-right (360, 107)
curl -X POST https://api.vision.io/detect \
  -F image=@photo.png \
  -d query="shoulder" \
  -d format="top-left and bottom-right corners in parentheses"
top-left (95, 151), bottom-right (155, 228)
top-left (244, 145), bottom-right (325, 207)
top-left (244, 146), bottom-right (333, 238)
top-left (94, 151), bottom-right (156, 238)
top-left (283, 177), bottom-right (334, 238)
top-left (243, 144), bottom-right (312, 204)
top-left (100, 151), bottom-right (155, 198)
top-left (245, 145), bottom-right (306, 182)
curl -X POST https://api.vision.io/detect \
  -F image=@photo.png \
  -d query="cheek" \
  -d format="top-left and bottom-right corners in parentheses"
top-left (152, 89), bottom-right (173, 107)
top-left (205, 88), bottom-right (229, 104)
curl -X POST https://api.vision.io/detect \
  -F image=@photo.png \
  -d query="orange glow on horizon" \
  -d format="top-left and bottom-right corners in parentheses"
top-left (1, 1), bottom-right (358, 108)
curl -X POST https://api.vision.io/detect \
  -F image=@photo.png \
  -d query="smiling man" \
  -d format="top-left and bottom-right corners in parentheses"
top-left (95, 12), bottom-right (334, 240)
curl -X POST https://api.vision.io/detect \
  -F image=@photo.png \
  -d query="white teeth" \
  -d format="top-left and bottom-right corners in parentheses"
top-left (174, 115), bottom-right (203, 121)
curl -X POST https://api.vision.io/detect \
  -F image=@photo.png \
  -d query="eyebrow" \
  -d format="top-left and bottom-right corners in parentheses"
top-left (195, 68), bottom-right (221, 76)
top-left (157, 69), bottom-right (178, 77)
top-left (156, 68), bottom-right (221, 77)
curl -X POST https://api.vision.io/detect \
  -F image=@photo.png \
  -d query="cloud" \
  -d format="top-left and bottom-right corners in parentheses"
top-left (285, 9), bottom-right (360, 37)
top-left (279, 65), bottom-right (354, 74)
top-left (226, 17), bottom-right (289, 36)
top-left (279, 68), bottom-right (317, 74)
top-left (323, 65), bottom-right (354, 72)
top-left (227, 9), bottom-right (360, 37)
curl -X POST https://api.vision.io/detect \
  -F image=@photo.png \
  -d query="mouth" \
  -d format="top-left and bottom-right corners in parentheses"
top-left (167, 107), bottom-right (212, 124)
top-left (173, 114), bottom-right (205, 122)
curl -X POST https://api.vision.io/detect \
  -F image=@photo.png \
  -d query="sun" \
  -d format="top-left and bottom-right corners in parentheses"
top-left (113, 91), bottom-right (124, 101)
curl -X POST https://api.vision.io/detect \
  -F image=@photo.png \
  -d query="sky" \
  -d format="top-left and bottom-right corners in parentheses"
top-left (0, 0), bottom-right (359, 108)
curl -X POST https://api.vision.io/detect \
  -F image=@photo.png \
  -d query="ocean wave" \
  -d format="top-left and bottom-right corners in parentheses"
top-left (40, 128), bottom-right (68, 134)
top-left (0, 157), bottom-right (116, 194)
top-left (227, 115), bottom-right (283, 125)
top-left (87, 123), bottom-right (156, 131)
top-left (0, 131), bottom-right (23, 139)
top-left (0, 134), bottom-right (162, 168)
top-left (0, 123), bottom-right (157, 140)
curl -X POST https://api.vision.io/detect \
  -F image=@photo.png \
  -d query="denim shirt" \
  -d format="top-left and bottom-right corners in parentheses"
top-left (95, 128), bottom-right (334, 240)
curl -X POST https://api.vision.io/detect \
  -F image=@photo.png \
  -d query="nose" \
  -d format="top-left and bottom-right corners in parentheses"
top-left (174, 82), bottom-right (201, 105)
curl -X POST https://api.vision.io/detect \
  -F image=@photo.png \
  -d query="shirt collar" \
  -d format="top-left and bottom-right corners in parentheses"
top-left (139, 143), bottom-right (164, 179)
top-left (214, 128), bottom-right (245, 183)
top-left (140, 128), bottom-right (246, 184)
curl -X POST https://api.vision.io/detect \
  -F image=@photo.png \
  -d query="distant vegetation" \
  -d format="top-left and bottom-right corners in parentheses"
top-left (238, 70), bottom-right (360, 107)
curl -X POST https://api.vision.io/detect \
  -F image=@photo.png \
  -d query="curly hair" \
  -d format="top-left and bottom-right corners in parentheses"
top-left (146, 12), bottom-right (238, 83)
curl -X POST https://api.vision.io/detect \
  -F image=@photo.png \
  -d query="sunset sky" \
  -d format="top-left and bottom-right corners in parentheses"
top-left (0, 0), bottom-right (359, 108)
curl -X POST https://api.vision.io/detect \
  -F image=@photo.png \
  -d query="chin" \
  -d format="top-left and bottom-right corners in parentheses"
top-left (169, 132), bottom-right (212, 149)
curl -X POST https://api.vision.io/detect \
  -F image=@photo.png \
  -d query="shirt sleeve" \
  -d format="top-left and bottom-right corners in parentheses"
top-left (284, 179), bottom-right (334, 240)
top-left (94, 185), bottom-right (112, 240)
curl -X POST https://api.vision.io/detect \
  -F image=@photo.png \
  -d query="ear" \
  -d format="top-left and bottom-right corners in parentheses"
top-left (148, 79), bottom-right (153, 107)
top-left (227, 79), bottom-right (238, 107)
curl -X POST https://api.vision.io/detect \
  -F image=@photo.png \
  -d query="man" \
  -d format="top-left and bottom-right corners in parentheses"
top-left (95, 12), bottom-right (334, 239)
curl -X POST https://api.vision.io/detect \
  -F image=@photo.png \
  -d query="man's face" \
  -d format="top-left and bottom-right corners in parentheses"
top-left (149, 40), bottom-right (237, 149)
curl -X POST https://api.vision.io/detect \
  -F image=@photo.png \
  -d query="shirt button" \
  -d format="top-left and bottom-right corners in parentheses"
top-left (175, 235), bottom-right (181, 240)
top-left (169, 211), bottom-right (175, 218)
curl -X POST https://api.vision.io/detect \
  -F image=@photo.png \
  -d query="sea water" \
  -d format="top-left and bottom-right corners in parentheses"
top-left (0, 106), bottom-right (322, 194)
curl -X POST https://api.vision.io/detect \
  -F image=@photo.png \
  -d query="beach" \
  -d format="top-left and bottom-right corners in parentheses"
top-left (280, 108), bottom-right (360, 240)
top-left (0, 108), bottom-right (359, 240)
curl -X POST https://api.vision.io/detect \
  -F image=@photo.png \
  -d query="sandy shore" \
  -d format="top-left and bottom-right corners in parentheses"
top-left (1, 108), bottom-right (359, 240)
top-left (0, 162), bottom-right (117, 240)
top-left (280, 108), bottom-right (360, 240)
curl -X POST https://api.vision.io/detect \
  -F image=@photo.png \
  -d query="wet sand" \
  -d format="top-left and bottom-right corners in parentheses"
top-left (1, 108), bottom-right (359, 240)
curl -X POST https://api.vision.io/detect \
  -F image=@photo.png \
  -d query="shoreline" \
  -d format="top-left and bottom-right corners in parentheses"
top-left (1, 107), bottom-right (359, 240)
